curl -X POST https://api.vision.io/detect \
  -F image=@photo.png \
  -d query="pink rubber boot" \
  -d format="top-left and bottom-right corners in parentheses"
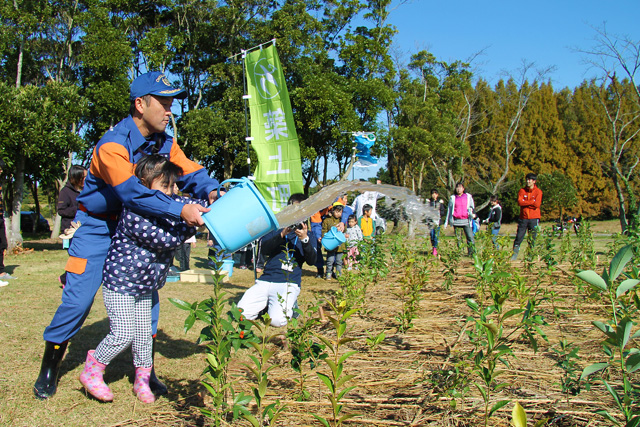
top-left (79, 350), bottom-right (113, 402)
top-left (133, 367), bottom-right (156, 403)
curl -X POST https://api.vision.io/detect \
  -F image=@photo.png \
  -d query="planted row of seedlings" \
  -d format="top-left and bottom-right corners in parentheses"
top-left (169, 222), bottom-right (640, 426)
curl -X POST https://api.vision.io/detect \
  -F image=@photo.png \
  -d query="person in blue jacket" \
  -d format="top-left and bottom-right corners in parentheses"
top-left (79, 155), bottom-right (204, 403)
top-left (237, 193), bottom-right (317, 327)
top-left (34, 72), bottom-right (220, 400)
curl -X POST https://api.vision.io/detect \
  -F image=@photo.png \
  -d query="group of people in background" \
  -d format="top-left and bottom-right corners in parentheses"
top-left (317, 193), bottom-right (380, 281)
top-left (426, 173), bottom-right (542, 260)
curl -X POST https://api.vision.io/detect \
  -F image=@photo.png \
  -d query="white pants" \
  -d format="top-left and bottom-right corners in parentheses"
top-left (237, 279), bottom-right (301, 327)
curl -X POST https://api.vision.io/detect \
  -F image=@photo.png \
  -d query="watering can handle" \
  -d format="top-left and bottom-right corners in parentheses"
top-left (217, 177), bottom-right (248, 198)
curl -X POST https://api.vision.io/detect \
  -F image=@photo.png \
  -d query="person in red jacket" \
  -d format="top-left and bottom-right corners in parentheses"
top-left (512, 173), bottom-right (543, 260)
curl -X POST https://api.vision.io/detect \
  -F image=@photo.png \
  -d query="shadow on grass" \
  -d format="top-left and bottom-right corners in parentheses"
top-left (166, 377), bottom-right (208, 426)
top-left (56, 319), bottom-right (204, 386)
top-left (22, 241), bottom-right (65, 251)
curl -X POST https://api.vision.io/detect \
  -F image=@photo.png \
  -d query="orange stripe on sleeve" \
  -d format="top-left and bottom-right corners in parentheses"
top-left (169, 138), bottom-right (204, 176)
top-left (92, 142), bottom-right (134, 186)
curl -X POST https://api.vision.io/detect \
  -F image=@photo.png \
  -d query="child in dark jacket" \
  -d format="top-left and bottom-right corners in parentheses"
top-left (78, 155), bottom-right (204, 404)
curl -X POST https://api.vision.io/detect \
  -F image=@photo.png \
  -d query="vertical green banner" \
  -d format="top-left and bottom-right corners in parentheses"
top-left (245, 45), bottom-right (303, 213)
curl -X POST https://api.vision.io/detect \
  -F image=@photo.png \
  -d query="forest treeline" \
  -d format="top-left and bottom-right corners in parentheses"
top-left (0, 0), bottom-right (639, 246)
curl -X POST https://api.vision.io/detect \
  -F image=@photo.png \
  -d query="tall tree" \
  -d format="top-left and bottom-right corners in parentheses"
top-left (581, 26), bottom-right (640, 230)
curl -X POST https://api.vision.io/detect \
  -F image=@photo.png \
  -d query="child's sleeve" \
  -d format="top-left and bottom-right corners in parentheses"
top-left (321, 218), bottom-right (330, 235)
top-left (123, 210), bottom-right (196, 251)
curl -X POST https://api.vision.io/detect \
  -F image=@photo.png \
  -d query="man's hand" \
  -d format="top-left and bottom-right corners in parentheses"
top-left (181, 204), bottom-right (210, 226)
top-left (209, 188), bottom-right (227, 205)
top-left (282, 223), bottom-right (309, 240)
top-left (294, 222), bottom-right (308, 240)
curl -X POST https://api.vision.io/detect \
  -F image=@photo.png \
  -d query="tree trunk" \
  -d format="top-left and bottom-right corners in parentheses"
top-left (612, 169), bottom-right (628, 233)
top-left (8, 156), bottom-right (25, 249)
top-left (15, 38), bottom-right (23, 88)
top-left (30, 181), bottom-right (40, 233)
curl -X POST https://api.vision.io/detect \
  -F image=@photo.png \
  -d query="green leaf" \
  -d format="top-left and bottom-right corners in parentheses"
top-left (339, 350), bottom-right (358, 364)
top-left (466, 298), bottom-right (479, 312)
top-left (602, 379), bottom-right (623, 410)
top-left (489, 399), bottom-right (511, 416)
top-left (338, 337), bottom-right (358, 346)
top-left (474, 382), bottom-right (488, 402)
top-left (258, 377), bottom-right (267, 398)
top-left (184, 313), bottom-right (196, 333)
top-left (337, 385), bottom-right (357, 400)
top-left (338, 413), bottom-right (358, 423)
top-left (594, 409), bottom-right (621, 425)
top-left (312, 414), bottom-right (330, 427)
top-left (168, 297), bottom-right (192, 311)
top-left (503, 308), bottom-right (525, 320)
top-left (617, 279), bottom-right (640, 298)
top-left (626, 353), bottom-right (640, 373)
top-left (234, 392), bottom-right (252, 406)
top-left (576, 270), bottom-right (607, 291)
top-left (511, 401), bottom-right (527, 427)
top-left (241, 413), bottom-right (260, 427)
top-left (205, 353), bottom-right (219, 369)
top-left (580, 362), bottom-right (609, 381)
top-left (619, 317), bottom-right (634, 348)
top-left (316, 372), bottom-right (335, 393)
top-left (610, 245), bottom-right (634, 282)
top-left (336, 374), bottom-right (356, 388)
top-left (317, 335), bottom-right (334, 349)
top-left (592, 321), bottom-right (616, 339)
top-left (325, 359), bottom-right (338, 376)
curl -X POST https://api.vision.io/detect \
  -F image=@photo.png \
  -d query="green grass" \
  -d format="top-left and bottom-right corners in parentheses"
top-left (0, 239), bottom-right (255, 426)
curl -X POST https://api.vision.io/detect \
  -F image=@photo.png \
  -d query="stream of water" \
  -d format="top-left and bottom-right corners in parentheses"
top-left (275, 181), bottom-right (440, 234)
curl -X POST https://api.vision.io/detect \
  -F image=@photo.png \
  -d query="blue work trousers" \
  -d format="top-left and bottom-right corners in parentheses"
top-left (43, 211), bottom-right (160, 344)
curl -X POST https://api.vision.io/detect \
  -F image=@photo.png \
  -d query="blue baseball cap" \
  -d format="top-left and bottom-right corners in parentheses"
top-left (129, 71), bottom-right (187, 100)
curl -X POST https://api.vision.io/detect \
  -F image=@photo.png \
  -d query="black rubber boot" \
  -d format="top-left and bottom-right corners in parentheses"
top-left (148, 337), bottom-right (168, 396)
top-left (34, 341), bottom-right (68, 399)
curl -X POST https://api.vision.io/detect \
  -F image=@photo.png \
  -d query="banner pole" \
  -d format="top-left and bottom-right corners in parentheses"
top-left (228, 39), bottom-right (276, 60)
top-left (241, 50), bottom-right (251, 177)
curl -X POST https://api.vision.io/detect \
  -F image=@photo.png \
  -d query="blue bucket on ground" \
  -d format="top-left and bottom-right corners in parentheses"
top-left (221, 259), bottom-right (234, 277)
top-left (322, 226), bottom-right (346, 251)
top-left (201, 177), bottom-right (279, 253)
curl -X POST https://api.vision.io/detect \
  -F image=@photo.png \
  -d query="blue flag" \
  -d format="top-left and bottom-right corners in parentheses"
top-left (354, 133), bottom-right (377, 167)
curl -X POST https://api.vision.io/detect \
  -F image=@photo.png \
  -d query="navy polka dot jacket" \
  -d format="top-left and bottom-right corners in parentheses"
top-left (102, 195), bottom-right (205, 296)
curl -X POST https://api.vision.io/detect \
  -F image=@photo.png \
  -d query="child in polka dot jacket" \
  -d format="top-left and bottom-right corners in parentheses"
top-left (78, 155), bottom-right (205, 404)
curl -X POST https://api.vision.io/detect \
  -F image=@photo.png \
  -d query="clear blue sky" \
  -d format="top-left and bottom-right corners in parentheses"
top-left (386, 0), bottom-right (640, 89)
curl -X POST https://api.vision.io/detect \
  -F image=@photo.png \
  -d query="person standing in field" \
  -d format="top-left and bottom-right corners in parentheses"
top-left (34, 72), bottom-right (220, 400)
top-left (444, 182), bottom-right (476, 256)
top-left (358, 204), bottom-right (376, 239)
top-left (482, 195), bottom-right (502, 248)
top-left (57, 165), bottom-right (87, 286)
top-left (427, 188), bottom-right (446, 256)
top-left (511, 173), bottom-right (543, 261)
top-left (322, 202), bottom-right (346, 280)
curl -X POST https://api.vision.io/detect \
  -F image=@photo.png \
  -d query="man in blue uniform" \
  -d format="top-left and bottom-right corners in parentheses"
top-left (34, 72), bottom-right (220, 399)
